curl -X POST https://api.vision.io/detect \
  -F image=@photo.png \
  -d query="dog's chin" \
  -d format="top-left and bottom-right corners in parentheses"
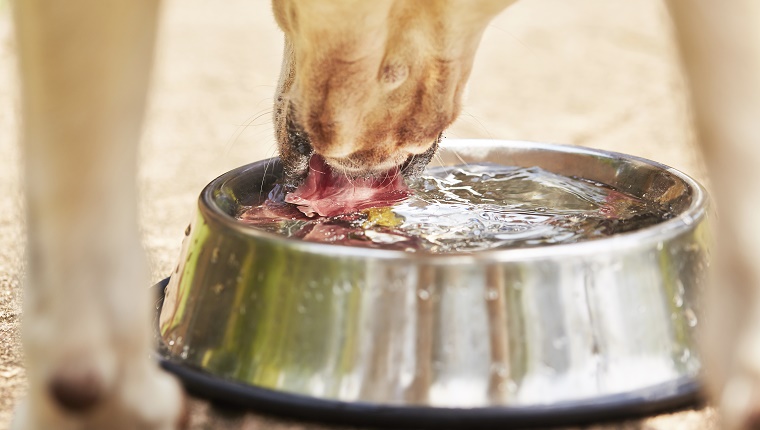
top-left (323, 153), bottom-right (410, 179)
top-left (280, 136), bottom-right (440, 186)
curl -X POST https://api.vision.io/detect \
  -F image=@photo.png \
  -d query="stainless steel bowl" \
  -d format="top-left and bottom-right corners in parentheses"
top-left (158, 140), bottom-right (709, 424)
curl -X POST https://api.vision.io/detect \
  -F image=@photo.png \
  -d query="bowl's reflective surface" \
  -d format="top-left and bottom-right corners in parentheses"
top-left (159, 140), bottom-right (709, 408)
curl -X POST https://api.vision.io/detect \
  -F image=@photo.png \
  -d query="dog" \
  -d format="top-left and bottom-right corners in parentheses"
top-left (667, 1), bottom-right (760, 428)
top-left (9, 0), bottom-right (760, 429)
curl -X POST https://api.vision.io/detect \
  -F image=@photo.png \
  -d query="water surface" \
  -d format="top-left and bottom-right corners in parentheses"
top-left (238, 163), bottom-right (673, 253)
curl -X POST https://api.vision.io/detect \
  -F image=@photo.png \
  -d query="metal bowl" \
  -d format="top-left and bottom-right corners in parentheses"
top-left (157, 140), bottom-right (709, 426)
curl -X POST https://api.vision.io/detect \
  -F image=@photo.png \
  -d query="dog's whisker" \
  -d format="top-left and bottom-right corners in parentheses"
top-left (224, 110), bottom-right (275, 156)
top-left (451, 149), bottom-right (470, 169)
top-left (253, 95), bottom-right (275, 110)
top-left (259, 144), bottom-right (280, 201)
top-left (459, 110), bottom-right (494, 139)
top-left (433, 150), bottom-right (451, 175)
top-left (343, 169), bottom-right (357, 189)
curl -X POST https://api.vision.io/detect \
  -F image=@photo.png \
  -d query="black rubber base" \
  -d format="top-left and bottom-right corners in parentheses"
top-left (153, 278), bottom-right (703, 429)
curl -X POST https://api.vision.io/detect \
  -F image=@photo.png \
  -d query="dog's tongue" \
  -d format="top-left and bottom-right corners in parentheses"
top-left (285, 155), bottom-right (410, 217)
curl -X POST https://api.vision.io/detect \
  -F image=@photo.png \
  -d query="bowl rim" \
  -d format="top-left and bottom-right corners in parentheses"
top-left (199, 139), bottom-right (709, 263)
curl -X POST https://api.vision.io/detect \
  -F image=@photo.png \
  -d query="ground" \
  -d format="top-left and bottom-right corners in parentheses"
top-left (0, 0), bottom-right (716, 428)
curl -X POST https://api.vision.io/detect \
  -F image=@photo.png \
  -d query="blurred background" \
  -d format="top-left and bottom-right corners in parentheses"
top-left (0, 0), bottom-right (710, 428)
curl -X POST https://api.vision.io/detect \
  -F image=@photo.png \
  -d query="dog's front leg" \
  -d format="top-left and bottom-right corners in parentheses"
top-left (11, 1), bottom-right (184, 429)
top-left (667, 0), bottom-right (760, 428)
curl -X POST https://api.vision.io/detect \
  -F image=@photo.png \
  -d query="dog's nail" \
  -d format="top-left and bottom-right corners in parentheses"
top-left (48, 368), bottom-right (104, 413)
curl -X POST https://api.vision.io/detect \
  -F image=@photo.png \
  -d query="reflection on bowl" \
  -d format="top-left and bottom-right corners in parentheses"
top-left (158, 140), bottom-right (709, 411)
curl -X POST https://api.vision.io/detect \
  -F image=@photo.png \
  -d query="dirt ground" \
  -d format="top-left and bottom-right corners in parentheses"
top-left (0, 0), bottom-right (716, 428)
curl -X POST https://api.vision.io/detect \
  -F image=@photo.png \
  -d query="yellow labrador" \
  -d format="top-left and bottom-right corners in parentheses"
top-left (9, 0), bottom-right (760, 429)
top-left (668, 2), bottom-right (760, 429)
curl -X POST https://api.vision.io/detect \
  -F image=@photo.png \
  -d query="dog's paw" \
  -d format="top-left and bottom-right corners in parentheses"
top-left (118, 364), bottom-right (188, 430)
top-left (12, 363), bottom-right (186, 430)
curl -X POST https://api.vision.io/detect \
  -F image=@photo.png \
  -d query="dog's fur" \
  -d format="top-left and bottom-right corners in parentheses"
top-left (668, 1), bottom-right (760, 428)
top-left (271, 0), bottom-right (516, 182)
top-left (11, 1), bottom-right (184, 429)
top-left (9, 0), bottom-right (760, 429)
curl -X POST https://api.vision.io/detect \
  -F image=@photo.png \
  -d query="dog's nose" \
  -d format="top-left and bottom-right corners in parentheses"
top-left (379, 62), bottom-right (409, 91)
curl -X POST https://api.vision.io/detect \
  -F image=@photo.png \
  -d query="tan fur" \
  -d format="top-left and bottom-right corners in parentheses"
top-left (12, 1), bottom-right (184, 429)
top-left (272, 0), bottom-right (516, 176)
top-left (667, 1), bottom-right (760, 428)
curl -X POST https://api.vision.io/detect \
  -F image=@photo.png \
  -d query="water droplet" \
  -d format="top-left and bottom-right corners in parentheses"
top-left (490, 363), bottom-right (509, 377)
top-left (485, 288), bottom-right (499, 301)
top-left (675, 279), bottom-right (685, 308)
top-left (498, 380), bottom-right (518, 393)
top-left (228, 253), bottom-right (239, 267)
top-left (685, 308), bottom-right (698, 327)
top-left (180, 345), bottom-right (190, 359)
top-left (417, 289), bottom-right (430, 300)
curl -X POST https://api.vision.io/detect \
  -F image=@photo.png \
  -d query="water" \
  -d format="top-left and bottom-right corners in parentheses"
top-left (237, 163), bottom-right (673, 253)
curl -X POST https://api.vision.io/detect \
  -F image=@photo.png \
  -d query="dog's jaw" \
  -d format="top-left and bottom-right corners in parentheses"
top-left (278, 102), bottom-right (313, 186)
top-left (273, 40), bottom-right (311, 186)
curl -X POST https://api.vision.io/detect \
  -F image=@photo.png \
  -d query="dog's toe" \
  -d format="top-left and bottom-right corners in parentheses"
top-left (120, 366), bottom-right (187, 430)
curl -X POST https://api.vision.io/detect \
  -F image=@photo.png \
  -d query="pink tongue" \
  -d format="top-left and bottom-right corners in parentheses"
top-left (285, 155), bottom-right (410, 217)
